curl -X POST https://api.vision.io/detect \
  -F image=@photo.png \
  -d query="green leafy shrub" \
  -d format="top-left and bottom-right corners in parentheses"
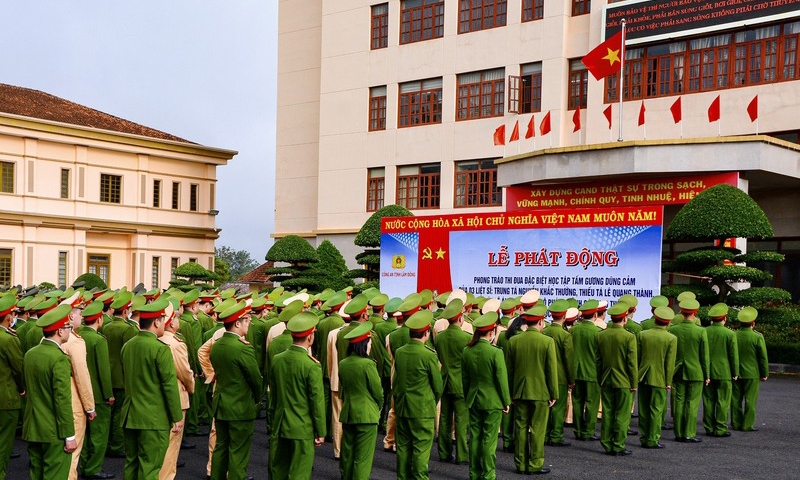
top-left (265, 235), bottom-right (318, 263)
top-left (73, 273), bottom-right (108, 291)
top-left (727, 287), bottom-right (793, 308)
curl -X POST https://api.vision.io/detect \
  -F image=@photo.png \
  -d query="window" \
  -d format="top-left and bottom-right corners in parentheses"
top-left (455, 159), bottom-right (502, 207)
top-left (645, 42), bottom-right (686, 97)
top-left (171, 257), bottom-right (179, 280)
top-left (190, 184), bottom-right (198, 212)
top-left (522, 0), bottom-right (543, 21)
top-left (569, 59), bottom-right (588, 110)
top-left (688, 35), bottom-right (731, 92)
top-left (189, 258), bottom-right (198, 263)
top-left (58, 252), bottom-right (68, 286)
top-left (99, 174), bottom-right (122, 204)
top-left (1, 162), bottom-right (14, 194)
top-left (734, 26), bottom-right (780, 86)
top-left (367, 168), bottom-right (386, 212)
top-left (397, 163), bottom-right (440, 209)
top-left (369, 86), bottom-right (387, 131)
top-left (172, 182), bottom-right (180, 210)
top-left (371, 3), bottom-right (389, 49)
top-left (153, 180), bottom-right (161, 208)
top-left (400, 0), bottom-right (444, 45)
top-left (152, 257), bottom-right (160, 290)
top-left (457, 68), bottom-right (505, 120)
top-left (60, 169), bottom-right (70, 199)
top-left (459, 0), bottom-right (507, 34)
top-left (572, 0), bottom-right (590, 16)
top-left (87, 254), bottom-right (110, 285)
top-left (0, 249), bottom-right (11, 289)
top-left (398, 78), bottom-right (443, 127)
top-left (508, 63), bottom-right (542, 114)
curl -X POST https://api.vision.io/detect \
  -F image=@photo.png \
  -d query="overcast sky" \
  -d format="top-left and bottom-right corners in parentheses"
top-left (3, 1), bottom-right (277, 260)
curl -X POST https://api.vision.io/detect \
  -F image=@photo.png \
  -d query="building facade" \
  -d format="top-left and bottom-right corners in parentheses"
top-left (275, 1), bottom-right (800, 299)
top-left (0, 84), bottom-right (236, 290)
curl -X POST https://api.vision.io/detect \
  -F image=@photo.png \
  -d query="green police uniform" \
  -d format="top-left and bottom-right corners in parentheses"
top-left (434, 321), bottom-right (471, 463)
top-left (496, 320), bottom-right (520, 451)
top-left (637, 307), bottom-right (677, 448)
top-left (596, 316), bottom-right (638, 455)
top-left (507, 317), bottom-right (558, 474)
top-left (0, 318), bottom-right (25, 479)
top-left (571, 315), bottom-right (602, 440)
top-left (99, 308), bottom-right (136, 457)
top-left (668, 307), bottom-right (709, 441)
top-left (732, 307), bottom-right (768, 431)
top-left (542, 318), bottom-right (574, 445)
top-left (374, 310), bottom-right (398, 430)
top-left (178, 310), bottom-right (203, 435)
top-left (702, 307), bottom-right (739, 437)
top-left (315, 306), bottom-right (345, 438)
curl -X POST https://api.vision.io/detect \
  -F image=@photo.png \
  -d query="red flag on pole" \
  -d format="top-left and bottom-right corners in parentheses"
top-left (581, 31), bottom-right (624, 81)
top-left (525, 115), bottom-right (535, 139)
top-left (540, 111), bottom-right (551, 136)
top-left (509, 120), bottom-right (520, 142)
top-left (493, 124), bottom-right (506, 146)
top-left (603, 104), bottom-right (612, 130)
top-left (572, 107), bottom-right (581, 133)
top-left (708, 95), bottom-right (721, 122)
top-left (747, 95), bottom-right (758, 122)
top-left (638, 101), bottom-right (646, 126)
top-left (670, 97), bottom-right (682, 124)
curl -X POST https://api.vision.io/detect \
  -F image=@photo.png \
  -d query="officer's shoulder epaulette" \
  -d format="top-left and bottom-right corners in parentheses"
top-left (424, 345), bottom-right (437, 354)
top-left (7, 327), bottom-right (17, 337)
top-left (239, 337), bottom-right (251, 345)
top-left (308, 354), bottom-right (321, 364)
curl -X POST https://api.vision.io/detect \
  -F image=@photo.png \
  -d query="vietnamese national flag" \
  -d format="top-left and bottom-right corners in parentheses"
top-left (509, 120), bottom-right (520, 142)
top-left (638, 101), bottom-right (646, 127)
top-left (539, 111), bottom-right (551, 136)
top-left (747, 95), bottom-right (758, 122)
top-left (493, 124), bottom-right (506, 145)
top-left (572, 107), bottom-right (581, 133)
top-left (708, 95), bottom-right (721, 122)
top-left (581, 30), bottom-right (624, 81)
top-left (670, 97), bottom-right (682, 124)
top-left (525, 115), bottom-right (535, 139)
top-left (603, 104), bottom-right (612, 130)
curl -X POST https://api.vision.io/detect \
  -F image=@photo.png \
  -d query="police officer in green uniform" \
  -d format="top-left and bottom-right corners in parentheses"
top-left (596, 302), bottom-right (638, 456)
top-left (210, 301), bottom-right (262, 480)
top-left (571, 300), bottom-right (602, 441)
top-left (433, 298), bottom-right (470, 464)
top-left (637, 306), bottom-right (677, 449)
top-left (375, 297), bottom-right (401, 432)
top-left (703, 303), bottom-right (739, 437)
top-left (619, 294), bottom-right (642, 336)
top-left (178, 289), bottom-right (204, 436)
top-left (731, 306), bottom-right (768, 432)
top-left (542, 299), bottom-right (574, 447)
top-left (314, 291), bottom-right (347, 440)
top-left (23, 304), bottom-right (77, 480)
top-left (668, 298), bottom-right (709, 442)
top-left (0, 294), bottom-right (24, 479)
top-left (339, 321), bottom-right (383, 480)
top-left (640, 296), bottom-right (669, 331)
top-left (268, 312), bottom-right (326, 480)
top-left (462, 312), bottom-right (510, 480)
top-left (393, 310), bottom-right (443, 480)
top-left (120, 298), bottom-right (183, 480)
top-left (101, 292), bottom-right (136, 457)
top-left (507, 304), bottom-right (557, 475)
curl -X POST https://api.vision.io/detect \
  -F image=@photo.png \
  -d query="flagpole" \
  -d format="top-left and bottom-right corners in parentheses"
top-left (618, 19), bottom-right (626, 142)
top-left (756, 117), bottom-right (759, 135)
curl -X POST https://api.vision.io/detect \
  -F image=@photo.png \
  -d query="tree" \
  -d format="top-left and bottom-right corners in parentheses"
top-left (215, 245), bottom-right (259, 281)
top-left (347, 204), bottom-right (413, 293)
top-left (169, 261), bottom-right (218, 292)
top-left (214, 257), bottom-right (231, 286)
top-left (264, 235), bottom-right (319, 290)
top-left (73, 272), bottom-right (108, 291)
top-left (307, 240), bottom-right (354, 292)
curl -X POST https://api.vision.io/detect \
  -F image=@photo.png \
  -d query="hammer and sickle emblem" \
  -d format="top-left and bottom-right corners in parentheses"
top-left (422, 247), bottom-right (433, 260)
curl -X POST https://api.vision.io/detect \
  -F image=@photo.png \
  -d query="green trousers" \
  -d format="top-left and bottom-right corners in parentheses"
top-left (340, 423), bottom-right (378, 480)
top-left (703, 380), bottom-right (732, 435)
top-left (108, 388), bottom-right (126, 455)
top-left (599, 387), bottom-right (632, 453)
top-left (513, 400), bottom-right (549, 474)
top-left (396, 416), bottom-right (435, 480)
top-left (323, 378), bottom-right (333, 439)
top-left (0, 409), bottom-right (19, 479)
top-left (185, 393), bottom-right (199, 435)
top-left (732, 378), bottom-right (760, 431)
top-left (545, 384), bottom-right (568, 443)
top-left (638, 384), bottom-right (667, 447)
top-left (501, 404), bottom-right (514, 451)
top-left (80, 402), bottom-right (111, 476)
top-left (380, 376), bottom-right (392, 431)
top-left (468, 409), bottom-right (502, 480)
top-left (572, 380), bottom-right (600, 440)
top-left (437, 392), bottom-right (469, 462)
top-left (211, 419), bottom-right (254, 480)
top-left (122, 428), bottom-right (169, 480)
top-left (269, 437), bottom-right (314, 480)
top-left (673, 380), bottom-right (703, 439)
top-left (27, 441), bottom-right (71, 480)
top-left (196, 381), bottom-right (210, 425)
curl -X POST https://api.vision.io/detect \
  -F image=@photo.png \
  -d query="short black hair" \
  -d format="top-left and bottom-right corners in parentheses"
top-left (346, 338), bottom-right (370, 358)
top-left (139, 316), bottom-right (160, 330)
top-left (410, 329), bottom-right (426, 340)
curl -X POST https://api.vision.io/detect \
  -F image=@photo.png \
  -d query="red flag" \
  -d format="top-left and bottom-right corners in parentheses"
top-left (493, 124), bottom-right (505, 146)
top-left (525, 115), bottom-right (535, 139)
top-left (747, 95), bottom-right (758, 122)
top-left (509, 120), bottom-right (520, 142)
top-left (670, 97), bottom-right (682, 124)
top-left (572, 107), bottom-right (581, 133)
top-left (581, 31), bottom-right (624, 81)
top-left (638, 101), bottom-right (646, 127)
top-left (539, 111), bottom-right (551, 136)
top-left (603, 104), bottom-right (612, 130)
top-left (708, 95), bottom-right (720, 122)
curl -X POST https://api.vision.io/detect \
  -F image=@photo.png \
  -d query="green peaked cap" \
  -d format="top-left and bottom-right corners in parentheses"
top-left (608, 301), bottom-right (629, 317)
top-left (287, 311), bottom-right (319, 334)
top-left (738, 306), bottom-right (758, 323)
top-left (440, 299), bottom-right (463, 321)
top-left (405, 310), bottom-right (433, 331)
top-left (654, 306), bottom-right (675, 323)
top-left (344, 320), bottom-right (373, 341)
top-left (708, 302), bottom-right (729, 319)
top-left (649, 295), bottom-right (669, 308)
top-left (473, 311), bottom-right (498, 330)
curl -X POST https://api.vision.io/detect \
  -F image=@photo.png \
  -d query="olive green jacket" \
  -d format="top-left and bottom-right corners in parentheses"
top-left (736, 328), bottom-right (768, 379)
top-left (393, 340), bottom-right (443, 418)
top-left (0, 326), bottom-right (25, 409)
top-left (210, 332), bottom-right (263, 421)
top-left (339, 355), bottom-right (383, 425)
top-left (596, 323), bottom-right (638, 389)
top-left (462, 339), bottom-right (511, 411)
top-left (706, 322), bottom-right (739, 380)
top-left (22, 340), bottom-right (74, 442)
top-left (542, 322), bottom-right (575, 385)
top-left (269, 345), bottom-right (327, 439)
top-left (669, 319), bottom-right (710, 381)
top-left (638, 325), bottom-right (677, 388)
top-left (434, 324), bottom-right (471, 395)
top-left (571, 320), bottom-right (601, 382)
top-left (101, 317), bottom-right (136, 389)
top-left (508, 329), bottom-right (558, 401)
top-left (78, 326), bottom-right (114, 402)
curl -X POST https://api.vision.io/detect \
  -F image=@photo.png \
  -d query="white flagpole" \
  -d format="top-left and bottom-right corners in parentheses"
top-left (618, 19), bottom-right (626, 142)
top-left (756, 117), bottom-right (759, 135)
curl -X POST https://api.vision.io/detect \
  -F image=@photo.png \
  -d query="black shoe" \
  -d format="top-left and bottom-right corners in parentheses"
top-left (627, 429), bottom-right (639, 436)
top-left (383, 446), bottom-right (395, 453)
top-left (674, 437), bottom-right (687, 443)
top-left (503, 445), bottom-right (514, 452)
top-left (547, 441), bottom-right (571, 447)
top-left (685, 437), bottom-right (702, 443)
top-left (176, 461), bottom-right (185, 468)
top-left (438, 455), bottom-right (454, 463)
top-left (83, 473), bottom-right (115, 480)
top-left (616, 450), bottom-right (633, 456)
top-left (661, 423), bottom-right (673, 430)
top-left (604, 450), bottom-right (617, 456)
top-left (516, 469), bottom-right (529, 475)
top-left (531, 467), bottom-right (550, 475)
top-left (716, 431), bottom-right (732, 437)
top-left (180, 440), bottom-right (196, 450)
top-left (456, 460), bottom-right (469, 466)
top-left (641, 443), bottom-right (664, 449)
top-left (10, 452), bottom-right (20, 459)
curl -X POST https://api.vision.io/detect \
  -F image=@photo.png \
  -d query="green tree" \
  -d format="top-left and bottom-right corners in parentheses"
top-left (347, 204), bottom-right (413, 293)
top-left (215, 245), bottom-right (260, 281)
top-left (169, 261), bottom-right (218, 292)
top-left (214, 257), bottom-right (231, 286)
top-left (73, 272), bottom-right (108, 291)
top-left (264, 235), bottom-right (319, 290)
top-left (307, 240), bottom-right (354, 292)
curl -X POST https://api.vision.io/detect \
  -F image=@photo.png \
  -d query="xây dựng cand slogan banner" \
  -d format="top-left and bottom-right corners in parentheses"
top-left (380, 206), bottom-right (663, 321)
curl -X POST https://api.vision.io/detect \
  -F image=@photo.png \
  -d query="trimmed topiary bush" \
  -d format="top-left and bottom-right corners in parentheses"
top-left (73, 272), bottom-right (108, 291)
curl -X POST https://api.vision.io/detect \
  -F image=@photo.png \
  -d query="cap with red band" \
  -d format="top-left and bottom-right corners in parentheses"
top-left (287, 312), bottom-right (319, 338)
top-left (344, 321), bottom-right (373, 344)
top-left (37, 304), bottom-right (72, 332)
top-left (0, 294), bottom-right (16, 318)
top-left (134, 297), bottom-right (170, 320)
